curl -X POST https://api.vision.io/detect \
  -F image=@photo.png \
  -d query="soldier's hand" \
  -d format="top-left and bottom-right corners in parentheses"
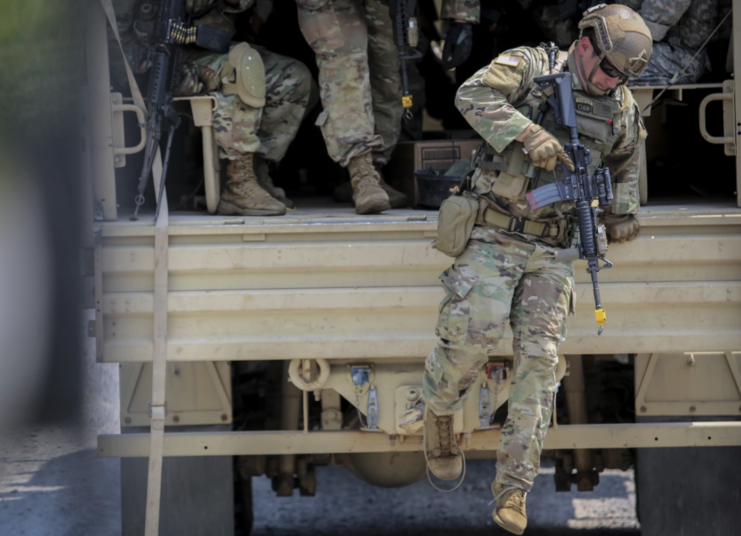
top-left (601, 213), bottom-right (640, 244)
top-left (186, 0), bottom-right (218, 14)
top-left (441, 22), bottom-right (473, 70)
top-left (522, 124), bottom-right (575, 172)
top-left (172, 64), bottom-right (203, 97)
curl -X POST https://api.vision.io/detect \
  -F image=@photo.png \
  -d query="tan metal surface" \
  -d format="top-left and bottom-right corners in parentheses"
top-left (630, 83), bottom-right (724, 116)
top-left (120, 362), bottom-right (232, 426)
top-left (97, 421), bottom-right (741, 458)
top-left (111, 95), bottom-right (147, 164)
top-left (174, 97), bottom-right (221, 213)
top-left (698, 84), bottom-right (734, 147)
top-left (93, 204), bottom-right (741, 364)
top-left (86, 4), bottom-right (117, 220)
top-left (635, 351), bottom-right (741, 416)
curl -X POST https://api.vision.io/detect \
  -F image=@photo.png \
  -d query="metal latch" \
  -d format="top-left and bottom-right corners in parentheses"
top-left (479, 382), bottom-right (490, 429)
top-left (351, 366), bottom-right (378, 430)
top-left (351, 366), bottom-right (371, 387)
top-left (367, 386), bottom-right (379, 430)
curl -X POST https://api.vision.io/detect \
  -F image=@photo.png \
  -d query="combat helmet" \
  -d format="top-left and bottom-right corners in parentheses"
top-left (578, 3), bottom-right (652, 79)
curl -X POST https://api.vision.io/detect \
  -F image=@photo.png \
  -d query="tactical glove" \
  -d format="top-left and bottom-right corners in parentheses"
top-left (601, 213), bottom-right (641, 244)
top-left (441, 23), bottom-right (473, 70)
top-left (172, 64), bottom-right (204, 96)
top-left (522, 124), bottom-right (575, 172)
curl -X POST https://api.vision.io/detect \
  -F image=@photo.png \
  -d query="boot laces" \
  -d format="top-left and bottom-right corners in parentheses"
top-left (493, 486), bottom-right (526, 514)
top-left (433, 415), bottom-right (459, 456)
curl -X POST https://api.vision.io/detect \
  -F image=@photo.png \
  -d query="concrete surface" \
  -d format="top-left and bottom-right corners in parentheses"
top-left (250, 462), bottom-right (639, 536)
top-left (0, 313), bottom-right (639, 535)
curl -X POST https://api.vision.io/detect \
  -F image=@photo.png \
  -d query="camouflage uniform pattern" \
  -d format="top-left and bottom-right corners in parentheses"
top-left (423, 228), bottom-right (574, 491)
top-left (297, 0), bottom-right (476, 166)
top-left (424, 44), bottom-right (645, 491)
top-left (440, 0), bottom-right (480, 23)
top-left (179, 47), bottom-right (314, 161)
top-left (620, 0), bottom-right (719, 86)
top-left (455, 46), bottom-right (645, 216)
top-left (296, 0), bottom-right (403, 166)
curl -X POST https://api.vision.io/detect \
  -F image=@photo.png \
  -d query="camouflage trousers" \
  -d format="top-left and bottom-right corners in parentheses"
top-left (296, 0), bottom-right (403, 166)
top-left (181, 46), bottom-right (315, 161)
top-left (423, 227), bottom-right (574, 491)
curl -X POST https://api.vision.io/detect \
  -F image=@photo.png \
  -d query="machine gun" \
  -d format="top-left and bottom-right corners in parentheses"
top-left (132, 0), bottom-right (229, 221)
top-left (526, 73), bottom-right (614, 335)
top-left (388, 0), bottom-right (421, 120)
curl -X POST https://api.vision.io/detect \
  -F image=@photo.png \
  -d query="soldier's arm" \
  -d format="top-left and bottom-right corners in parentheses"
top-left (602, 95), bottom-right (647, 215)
top-left (440, 0), bottom-right (480, 23)
top-left (454, 50), bottom-right (539, 153)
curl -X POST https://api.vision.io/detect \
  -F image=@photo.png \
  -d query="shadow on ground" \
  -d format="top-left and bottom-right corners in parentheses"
top-left (0, 447), bottom-right (120, 536)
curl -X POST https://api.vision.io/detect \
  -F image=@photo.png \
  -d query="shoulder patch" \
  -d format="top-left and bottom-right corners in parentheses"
top-left (494, 55), bottom-right (522, 68)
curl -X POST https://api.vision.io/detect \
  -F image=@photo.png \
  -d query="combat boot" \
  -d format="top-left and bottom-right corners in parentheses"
top-left (492, 481), bottom-right (528, 535)
top-left (347, 153), bottom-right (390, 215)
top-left (377, 169), bottom-right (409, 208)
top-left (217, 153), bottom-right (286, 216)
top-left (254, 155), bottom-right (296, 210)
top-left (423, 406), bottom-right (463, 480)
top-left (333, 163), bottom-right (409, 208)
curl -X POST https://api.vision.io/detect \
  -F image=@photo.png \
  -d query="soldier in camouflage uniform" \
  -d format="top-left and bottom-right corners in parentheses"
top-left (294, 0), bottom-right (477, 214)
top-left (422, 5), bottom-right (651, 534)
top-left (172, 0), bottom-right (315, 215)
top-left (618, 0), bottom-right (719, 86)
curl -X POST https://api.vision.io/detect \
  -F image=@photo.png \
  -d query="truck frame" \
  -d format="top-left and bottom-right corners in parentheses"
top-left (86, 1), bottom-right (741, 534)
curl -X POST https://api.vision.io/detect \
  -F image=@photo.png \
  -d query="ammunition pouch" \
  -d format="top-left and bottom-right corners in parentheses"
top-left (435, 191), bottom-right (480, 258)
top-left (222, 43), bottom-right (266, 108)
top-left (474, 144), bottom-right (531, 201)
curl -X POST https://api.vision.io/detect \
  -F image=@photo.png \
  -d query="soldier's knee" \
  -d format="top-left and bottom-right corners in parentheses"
top-left (513, 338), bottom-right (560, 366)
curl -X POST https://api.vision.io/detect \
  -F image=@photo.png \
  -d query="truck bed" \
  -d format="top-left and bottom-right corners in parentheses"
top-left (93, 198), bottom-right (741, 363)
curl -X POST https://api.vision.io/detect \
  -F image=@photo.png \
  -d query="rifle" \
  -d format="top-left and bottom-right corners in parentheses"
top-left (388, 0), bottom-right (421, 120)
top-left (131, 0), bottom-right (229, 221)
top-left (526, 73), bottom-right (614, 335)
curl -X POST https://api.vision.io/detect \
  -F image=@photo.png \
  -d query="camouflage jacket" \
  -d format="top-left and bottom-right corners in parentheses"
top-left (455, 45), bottom-right (646, 219)
top-left (440, 0), bottom-right (480, 23)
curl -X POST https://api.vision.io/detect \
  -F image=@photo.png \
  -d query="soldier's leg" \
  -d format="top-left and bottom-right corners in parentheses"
top-left (363, 0), bottom-right (403, 165)
top-left (255, 49), bottom-right (315, 163)
top-left (492, 246), bottom-right (573, 534)
top-left (212, 91), bottom-right (286, 216)
top-left (360, 0), bottom-right (408, 207)
top-left (296, 0), bottom-right (382, 165)
top-left (423, 234), bottom-right (528, 479)
top-left (250, 49), bottom-right (316, 209)
top-left (179, 52), bottom-right (285, 216)
top-left (297, 0), bottom-right (390, 214)
top-left (496, 249), bottom-right (573, 490)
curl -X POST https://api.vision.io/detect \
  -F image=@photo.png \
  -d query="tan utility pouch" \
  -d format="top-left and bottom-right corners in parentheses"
top-left (435, 192), bottom-right (479, 258)
top-left (222, 43), bottom-right (266, 108)
top-left (480, 143), bottom-right (530, 200)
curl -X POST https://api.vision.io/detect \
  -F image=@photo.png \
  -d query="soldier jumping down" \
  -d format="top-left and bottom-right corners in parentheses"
top-left (422, 5), bottom-right (652, 534)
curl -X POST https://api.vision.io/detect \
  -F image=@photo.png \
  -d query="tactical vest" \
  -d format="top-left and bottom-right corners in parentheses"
top-left (473, 48), bottom-right (630, 221)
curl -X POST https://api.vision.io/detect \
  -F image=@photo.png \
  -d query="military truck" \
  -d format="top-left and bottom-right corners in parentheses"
top-left (85, 1), bottom-right (741, 535)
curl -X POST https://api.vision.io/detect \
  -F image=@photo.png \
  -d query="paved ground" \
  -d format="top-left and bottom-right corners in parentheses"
top-left (250, 460), bottom-right (638, 536)
top-left (0, 318), bottom-right (640, 535)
